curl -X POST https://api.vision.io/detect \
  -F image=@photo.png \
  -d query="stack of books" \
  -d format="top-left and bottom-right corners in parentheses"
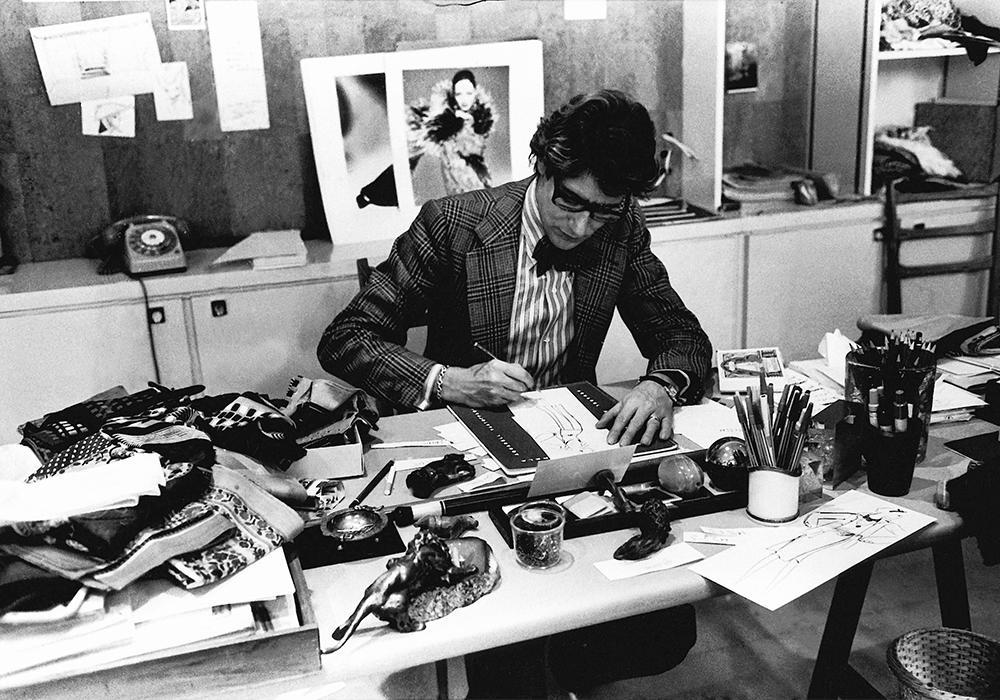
top-left (721, 164), bottom-right (799, 203)
top-left (639, 197), bottom-right (718, 226)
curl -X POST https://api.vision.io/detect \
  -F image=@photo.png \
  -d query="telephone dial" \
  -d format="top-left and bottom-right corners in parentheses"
top-left (94, 215), bottom-right (188, 276)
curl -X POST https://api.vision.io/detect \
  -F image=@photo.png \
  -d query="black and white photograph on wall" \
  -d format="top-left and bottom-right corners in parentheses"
top-left (725, 41), bottom-right (758, 93)
top-left (402, 66), bottom-right (511, 206)
top-left (301, 40), bottom-right (542, 245)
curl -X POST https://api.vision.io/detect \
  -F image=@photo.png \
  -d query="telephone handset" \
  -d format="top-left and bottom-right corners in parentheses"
top-left (95, 215), bottom-right (188, 276)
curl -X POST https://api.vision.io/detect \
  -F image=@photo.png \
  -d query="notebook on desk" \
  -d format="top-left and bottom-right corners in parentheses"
top-left (449, 381), bottom-right (680, 477)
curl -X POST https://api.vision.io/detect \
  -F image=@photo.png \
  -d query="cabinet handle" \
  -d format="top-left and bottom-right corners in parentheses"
top-left (211, 299), bottom-right (228, 317)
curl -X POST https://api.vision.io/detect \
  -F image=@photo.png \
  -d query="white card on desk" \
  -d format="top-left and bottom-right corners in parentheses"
top-left (286, 442), bottom-right (363, 479)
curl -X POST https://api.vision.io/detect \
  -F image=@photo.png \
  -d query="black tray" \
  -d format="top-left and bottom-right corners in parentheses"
top-left (488, 453), bottom-right (748, 549)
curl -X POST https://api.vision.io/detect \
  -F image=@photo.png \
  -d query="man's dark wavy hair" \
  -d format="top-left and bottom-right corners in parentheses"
top-left (529, 89), bottom-right (660, 197)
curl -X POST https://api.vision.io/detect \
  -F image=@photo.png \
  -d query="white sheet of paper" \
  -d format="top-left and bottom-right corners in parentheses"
top-left (207, 1), bottom-right (270, 132)
top-left (564, 0), bottom-right (607, 20)
top-left (932, 376), bottom-right (987, 412)
top-left (82, 96), bottom-right (136, 137)
top-left (286, 442), bottom-right (363, 479)
top-left (211, 230), bottom-right (305, 266)
top-left (594, 542), bottom-right (704, 581)
top-left (672, 399), bottom-right (744, 449)
top-left (30, 12), bottom-right (161, 106)
top-left (689, 491), bottom-right (935, 610)
top-left (119, 548), bottom-right (294, 623)
top-left (153, 62), bottom-right (194, 121)
top-left (512, 387), bottom-right (618, 459)
top-left (527, 444), bottom-right (635, 498)
top-left (0, 444), bottom-right (42, 481)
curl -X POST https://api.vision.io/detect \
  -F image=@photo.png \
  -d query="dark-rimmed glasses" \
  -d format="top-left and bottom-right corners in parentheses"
top-left (551, 178), bottom-right (629, 223)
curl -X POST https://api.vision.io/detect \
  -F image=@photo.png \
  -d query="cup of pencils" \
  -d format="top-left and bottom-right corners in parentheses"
top-left (845, 333), bottom-right (936, 496)
top-left (734, 371), bottom-right (813, 524)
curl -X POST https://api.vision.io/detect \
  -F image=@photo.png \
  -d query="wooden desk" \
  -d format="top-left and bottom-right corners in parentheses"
top-left (297, 407), bottom-right (974, 699)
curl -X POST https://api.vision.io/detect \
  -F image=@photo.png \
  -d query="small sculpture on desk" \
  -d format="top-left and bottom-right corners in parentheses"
top-left (595, 470), bottom-right (673, 561)
top-left (405, 453), bottom-right (476, 498)
top-left (326, 514), bottom-right (500, 652)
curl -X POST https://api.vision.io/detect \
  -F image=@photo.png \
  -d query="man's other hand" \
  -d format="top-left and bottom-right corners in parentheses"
top-left (596, 380), bottom-right (675, 446)
top-left (441, 361), bottom-right (535, 407)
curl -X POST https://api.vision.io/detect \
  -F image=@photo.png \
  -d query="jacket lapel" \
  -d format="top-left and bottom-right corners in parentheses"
top-left (568, 221), bottom-right (628, 377)
top-left (465, 179), bottom-right (530, 355)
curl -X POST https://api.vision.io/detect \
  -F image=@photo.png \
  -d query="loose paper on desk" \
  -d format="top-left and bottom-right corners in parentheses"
top-left (527, 444), bottom-right (634, 498)
top-left (689, 491), bottom-right (934, 610)
top-left (672, 400), bottom-right (743, 449)
top-left (286, 442), bottom-right (364, 480)
top-left (594, 542), bottom-right (704, 581)
top-left (818, 328), bottom-right (856, 387)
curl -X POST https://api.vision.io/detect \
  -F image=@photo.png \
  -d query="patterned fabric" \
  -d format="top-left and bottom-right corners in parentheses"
top-left (163, 466), bottom-right (304, 589)
top-left (318, 177), bottom-right (713, 409)
top-left (18, 384), bottom-right (204, 463)
top-left (507, 178), bottom-right (574, 387)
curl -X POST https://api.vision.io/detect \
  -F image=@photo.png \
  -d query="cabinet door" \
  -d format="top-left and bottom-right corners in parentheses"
top-left (0, 299), bottom-right (186, 444)
top-left (190, 279), bottom-right (359, 399)
top-left (745, 214), bottom-right (882, 362)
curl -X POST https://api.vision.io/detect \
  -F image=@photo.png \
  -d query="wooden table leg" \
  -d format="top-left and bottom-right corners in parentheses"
top-left (807, 559), bottom-right (882, 700)
top-left (932, 539), bottom-right (971, 630)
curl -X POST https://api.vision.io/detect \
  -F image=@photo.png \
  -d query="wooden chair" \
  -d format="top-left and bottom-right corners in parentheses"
top-left (879, 178), bottom-right (1000, 318)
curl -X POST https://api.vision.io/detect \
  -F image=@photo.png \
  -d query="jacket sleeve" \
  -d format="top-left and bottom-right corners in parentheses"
top-left (317, 200), bottom-right (451, 410)
top-left (615, 209), bottom-right (713, 403)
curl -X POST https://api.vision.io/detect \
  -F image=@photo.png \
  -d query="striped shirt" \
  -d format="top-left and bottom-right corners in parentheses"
top-left (506, 178), bottom-right (574, 387)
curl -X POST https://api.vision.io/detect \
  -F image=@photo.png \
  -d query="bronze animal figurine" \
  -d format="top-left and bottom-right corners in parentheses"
top-left (325, 515), bottom-right (500, 652)
top-left (594, 469), bottom-right (673, 561)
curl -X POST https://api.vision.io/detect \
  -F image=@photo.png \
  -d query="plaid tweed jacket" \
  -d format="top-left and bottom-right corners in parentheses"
top-left (318, 177), bottom-right (712, 410)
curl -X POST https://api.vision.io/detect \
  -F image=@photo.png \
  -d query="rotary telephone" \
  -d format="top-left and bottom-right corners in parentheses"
top-left (93, 215), bottom-right (188, 276)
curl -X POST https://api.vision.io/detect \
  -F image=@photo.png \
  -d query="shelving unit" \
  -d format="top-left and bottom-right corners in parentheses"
top-left (859, 2), bottom-right (1000, 195)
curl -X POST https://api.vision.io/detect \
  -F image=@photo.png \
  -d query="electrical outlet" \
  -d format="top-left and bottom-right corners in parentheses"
top-left (148, 307), bottom-right (166, 325)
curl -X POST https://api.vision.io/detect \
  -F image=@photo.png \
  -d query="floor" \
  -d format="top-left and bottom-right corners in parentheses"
top-left (556, 537), bottom-right (999, 700)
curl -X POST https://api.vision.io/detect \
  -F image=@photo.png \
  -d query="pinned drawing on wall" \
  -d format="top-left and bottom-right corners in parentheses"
top-left (302, 40), bottom-right (543, 245)
top-left (29, 12), bottom-right (161, 106)
top-left (725, 41), bottom-right (758, 93)
top-left (82, 97), bottom-right (136, 137)
top-left (206, 1), bottom-right (269, 132)
top-left (166, 0), bottom-right (207, 31)
top-left (154, 62), bottom-right (194, 121)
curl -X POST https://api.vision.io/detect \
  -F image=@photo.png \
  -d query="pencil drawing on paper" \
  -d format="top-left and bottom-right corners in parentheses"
top-left (736, 506), bottom-right (907, 591)
top-left (511, 387), bottom-right (617, 459)
top-left (687, 490), bottom-right (935, 611)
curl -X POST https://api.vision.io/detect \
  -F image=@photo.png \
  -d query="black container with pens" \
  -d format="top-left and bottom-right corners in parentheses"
top-left (844, 333), bottom-right (937, 496)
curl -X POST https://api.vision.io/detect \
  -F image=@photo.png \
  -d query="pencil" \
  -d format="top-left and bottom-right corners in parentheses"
top-left (350, 459), bottom-right (394, 509)
top-left (472, 341), bottom-right (500, 362)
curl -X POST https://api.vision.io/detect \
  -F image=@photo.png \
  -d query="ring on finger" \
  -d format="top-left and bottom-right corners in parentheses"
top-left (648, 415), bottom-right (661, 422)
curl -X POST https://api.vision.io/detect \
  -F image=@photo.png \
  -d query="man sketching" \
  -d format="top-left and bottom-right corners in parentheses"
top-left (318, 89), bottom-right (712, 446)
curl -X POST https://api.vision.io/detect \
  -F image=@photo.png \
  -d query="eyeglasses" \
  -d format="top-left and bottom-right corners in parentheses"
top-left (550, 178), bottom-right (629, 223)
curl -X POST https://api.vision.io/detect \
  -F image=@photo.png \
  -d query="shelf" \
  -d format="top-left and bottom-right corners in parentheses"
top-left (879, 46), bottom-right (1000, 61)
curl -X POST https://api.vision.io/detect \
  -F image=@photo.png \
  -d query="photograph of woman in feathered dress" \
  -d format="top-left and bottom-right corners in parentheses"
top-left (403, 66), bottom-right (510, 205)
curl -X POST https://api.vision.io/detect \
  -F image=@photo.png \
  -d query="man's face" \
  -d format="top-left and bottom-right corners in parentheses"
top-left (534, 171), bottom-right (627, 250)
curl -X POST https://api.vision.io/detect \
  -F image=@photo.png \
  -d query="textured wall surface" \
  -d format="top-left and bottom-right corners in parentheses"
top-left (0, 0), bottom-right (694, 263)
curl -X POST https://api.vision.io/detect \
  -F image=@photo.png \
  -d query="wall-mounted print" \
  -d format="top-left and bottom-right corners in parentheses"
top-left (725, 41), bottom-right (758, 93)
top-left (302, 40), bottom-right (542, 246)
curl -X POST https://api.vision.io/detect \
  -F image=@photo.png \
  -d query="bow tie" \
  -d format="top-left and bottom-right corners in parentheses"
top-left (532, 238), bottom-right (594, 276)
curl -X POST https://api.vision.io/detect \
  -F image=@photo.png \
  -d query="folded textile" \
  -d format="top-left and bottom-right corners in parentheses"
top-left (282, 375), bottom-right (378, 447)
top-left (0, 453), bottom-right (165, 526)
top-left (163, 466), bottom-right (304, 589)
top-left (202, 393), bottom-right (306, 470)
top-left (947, 464), bottom-right (1000, 566)
top-left (19, 384), bottom-right (205, 464)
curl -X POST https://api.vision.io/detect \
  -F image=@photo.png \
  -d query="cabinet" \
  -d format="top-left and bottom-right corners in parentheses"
top-left (0, 298), bottom-right (188, 444)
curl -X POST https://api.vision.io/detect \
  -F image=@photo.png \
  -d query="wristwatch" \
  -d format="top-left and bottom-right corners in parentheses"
top-left (638, 374), bottom-right (680, 405)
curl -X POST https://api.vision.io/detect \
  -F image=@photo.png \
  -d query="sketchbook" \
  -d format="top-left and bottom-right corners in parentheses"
top-left (449, 381), bottom-right (680, 477)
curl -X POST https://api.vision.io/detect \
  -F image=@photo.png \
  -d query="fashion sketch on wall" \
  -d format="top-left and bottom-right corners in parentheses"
top-left (301, 40), bottom-right (542, 245)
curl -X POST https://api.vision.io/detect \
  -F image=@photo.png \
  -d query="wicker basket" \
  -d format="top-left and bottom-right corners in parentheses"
top-left (887, 627), bottom-right (1000, 700)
